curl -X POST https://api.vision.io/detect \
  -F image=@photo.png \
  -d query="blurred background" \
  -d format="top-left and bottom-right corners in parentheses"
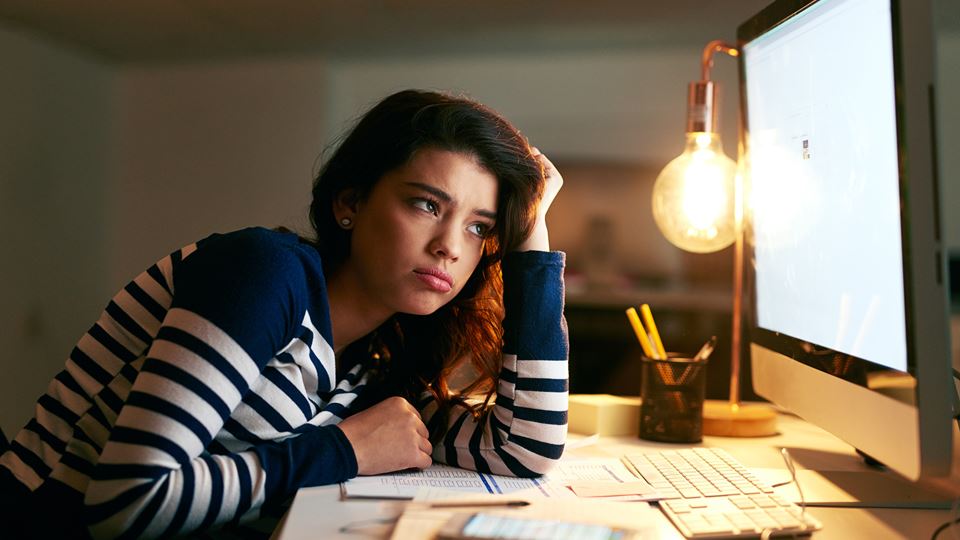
top-left (1, 1), bottom-right (958, 437)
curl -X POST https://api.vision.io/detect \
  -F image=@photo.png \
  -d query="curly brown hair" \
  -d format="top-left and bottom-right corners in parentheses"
top-left (307, 90), bottom-right (545, 441)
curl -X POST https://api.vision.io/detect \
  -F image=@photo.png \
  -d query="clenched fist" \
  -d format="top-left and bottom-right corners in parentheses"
top-left (337, 396), bottom-right (433, 475)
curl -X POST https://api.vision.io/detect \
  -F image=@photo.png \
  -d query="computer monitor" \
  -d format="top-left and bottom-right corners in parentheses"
top-left (739, 0), bottom-right (954, 482)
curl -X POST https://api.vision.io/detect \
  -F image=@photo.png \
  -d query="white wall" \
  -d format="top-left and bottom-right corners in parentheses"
top-left (0, 25), bottom-right (114, 437)
top-left (107, 59), bottom-right (330, 288)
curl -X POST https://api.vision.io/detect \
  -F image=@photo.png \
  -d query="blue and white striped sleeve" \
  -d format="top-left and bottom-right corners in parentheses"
top-left (82, 231), bottom-right (356, 539)
top-left (421, 251), bottom-right (568, 478)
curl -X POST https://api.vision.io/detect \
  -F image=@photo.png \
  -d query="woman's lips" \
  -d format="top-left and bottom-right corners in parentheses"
top-left (413, 268), bottom-right (453, 293)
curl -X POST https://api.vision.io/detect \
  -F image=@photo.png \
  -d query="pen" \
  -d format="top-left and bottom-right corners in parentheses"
top-left (694, 336), bottom-right (718, 361)
top-left (428, 500), bottom-right (530, 509)
top-left (677, 336), bottom-right (717, 384)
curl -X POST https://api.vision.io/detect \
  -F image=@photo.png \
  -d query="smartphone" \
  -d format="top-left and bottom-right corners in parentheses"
top-left (437, 512), bottom-right (641, 540)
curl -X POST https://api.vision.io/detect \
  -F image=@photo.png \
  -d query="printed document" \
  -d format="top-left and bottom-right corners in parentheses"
top-left (343, 458), bottom-right (653, 500)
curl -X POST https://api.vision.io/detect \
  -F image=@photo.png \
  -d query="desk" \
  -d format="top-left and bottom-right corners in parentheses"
top-left (272, 412), bottom-right (955, 539)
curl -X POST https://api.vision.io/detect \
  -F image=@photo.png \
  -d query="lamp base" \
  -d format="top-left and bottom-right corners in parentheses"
top-left (702, 400), bottom-right (778, 437)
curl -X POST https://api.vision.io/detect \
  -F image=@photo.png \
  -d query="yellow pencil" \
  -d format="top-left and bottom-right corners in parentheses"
top-left (625, 307), bottom-right (656, 358)
top-left (640, 304), bottom-right (667, 360)
top-left (640, 304), bottom-right (678, 387)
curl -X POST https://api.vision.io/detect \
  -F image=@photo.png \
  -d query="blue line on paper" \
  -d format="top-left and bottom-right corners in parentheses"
top-left (479, 473), bottom-right (497, 493)
top-left (603, 464), bottom-right (625, 482)
top-left (531, 477), bottom-right (550, 497)
top-left (485, 474), bottom-right (503, 494)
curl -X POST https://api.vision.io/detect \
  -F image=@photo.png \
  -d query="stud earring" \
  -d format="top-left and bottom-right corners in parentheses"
top-left (339, 218), bottom-right (352, 228)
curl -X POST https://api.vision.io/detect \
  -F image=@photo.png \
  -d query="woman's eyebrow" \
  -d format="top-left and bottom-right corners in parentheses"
top-left (406, 181), bottom-right (451, 203)
top-left (405, 181), bottom-right (496, 220)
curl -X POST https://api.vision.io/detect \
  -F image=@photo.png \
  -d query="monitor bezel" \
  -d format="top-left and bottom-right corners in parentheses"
top-left (738, 0), bottom-right (953, 480)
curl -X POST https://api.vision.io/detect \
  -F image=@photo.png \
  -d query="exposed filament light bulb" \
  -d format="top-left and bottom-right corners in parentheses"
top-left (652, 130), bottom-right (737, 253)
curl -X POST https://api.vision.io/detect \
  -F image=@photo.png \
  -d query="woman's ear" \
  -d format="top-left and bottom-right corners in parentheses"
top-left (333, 188), bottom-right (360, 230)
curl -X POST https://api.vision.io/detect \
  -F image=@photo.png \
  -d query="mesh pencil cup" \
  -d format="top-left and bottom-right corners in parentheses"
top-left (639, 353), bottom-right (709, 443)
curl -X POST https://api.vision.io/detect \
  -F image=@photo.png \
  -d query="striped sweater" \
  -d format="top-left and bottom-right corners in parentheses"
top-left (0, 227), bottom-right (568, 538)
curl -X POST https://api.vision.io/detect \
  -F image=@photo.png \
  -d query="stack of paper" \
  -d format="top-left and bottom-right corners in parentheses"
top-left (343, 459), bottom-right (660, 501)
top-left (342, 457), bottom-right (666, 539)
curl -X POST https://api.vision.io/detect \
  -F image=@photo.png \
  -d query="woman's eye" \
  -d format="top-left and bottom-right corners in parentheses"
top-left (468, 223), bottom-right (490, 237)
top-left (412, 198), bottom-right (439, 215)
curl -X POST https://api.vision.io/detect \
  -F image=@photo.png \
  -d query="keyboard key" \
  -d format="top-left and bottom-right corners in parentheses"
top-left (685, 521), bottom-right (734, 535)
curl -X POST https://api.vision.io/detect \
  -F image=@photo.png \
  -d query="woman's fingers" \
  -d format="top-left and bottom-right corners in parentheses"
top-left (513, 145), bottom-right (564, 252)
top-left (416, 419), bottom-right (429, 439)
top-left (419, 434), bottom-right (433, 456)
top-left (531, 148), bottom-right (563, 216)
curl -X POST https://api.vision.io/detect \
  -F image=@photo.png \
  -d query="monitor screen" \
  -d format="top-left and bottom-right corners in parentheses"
top-left (740, 0), bottom-right (953, 482)
top-left (744, 0), bottom-right (907, 373)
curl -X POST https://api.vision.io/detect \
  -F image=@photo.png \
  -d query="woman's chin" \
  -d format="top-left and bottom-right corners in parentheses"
top-left (399, 298), bottom-right (449, 316)
top-left (401, 306), bottom-right (441, 317)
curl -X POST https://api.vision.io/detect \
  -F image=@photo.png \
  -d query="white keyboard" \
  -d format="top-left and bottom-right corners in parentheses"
top-left (625, 448), bottom-right (822, 538)
top-left (625, 448), bottom-right (775, 499)
top-left (659, 494), bottom-right (822, 538)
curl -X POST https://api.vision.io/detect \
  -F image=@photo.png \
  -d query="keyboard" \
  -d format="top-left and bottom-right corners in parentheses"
top-left (624, 448), bottom-right (822, 538)
top-left (624, 448), bottom-right (775, 499)
top-left (659, 494), bottom-right (822, 538)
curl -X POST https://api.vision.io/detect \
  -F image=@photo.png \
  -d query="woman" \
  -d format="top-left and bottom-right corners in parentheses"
top-left (0, 89), bottom-right (567, 538)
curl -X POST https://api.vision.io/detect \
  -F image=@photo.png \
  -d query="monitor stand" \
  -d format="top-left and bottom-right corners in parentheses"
top-left (780, 469), bottom-right (954, 509)
top-left (771, 431), bottom-right (960, 509)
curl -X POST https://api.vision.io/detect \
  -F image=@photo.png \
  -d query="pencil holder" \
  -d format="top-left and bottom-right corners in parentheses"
top-left (639, 353), bottom-right (708, 443)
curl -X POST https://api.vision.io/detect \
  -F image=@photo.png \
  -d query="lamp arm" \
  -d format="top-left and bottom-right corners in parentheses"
top-left (698, 39), bottom-right (743, 408)
top-left (730, 165), bottom-right (745, 408)
top-left (687, 41), bottom-right (740, 134)
top-left (701, 40), bottom-right (740, 82)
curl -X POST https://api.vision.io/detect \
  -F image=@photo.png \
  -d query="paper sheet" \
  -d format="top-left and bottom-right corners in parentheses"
top-left (343, 463), bottom-right (564, 499)
top-left (546, 459), bottom-right (659, 501)
top-left (343, 458), bottom-right (654, 500)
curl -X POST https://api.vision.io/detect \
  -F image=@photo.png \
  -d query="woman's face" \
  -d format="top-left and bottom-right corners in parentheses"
top-left (340, 148), bottom-right (499, 317)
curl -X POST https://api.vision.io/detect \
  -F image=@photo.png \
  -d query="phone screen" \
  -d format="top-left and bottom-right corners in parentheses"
top-left (460, 513), bottom-right (629, 540)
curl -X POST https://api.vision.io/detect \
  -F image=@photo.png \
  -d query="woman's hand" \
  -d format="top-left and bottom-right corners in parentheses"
top-left (337, 396), bottom-right (433, 475)
top-left (516, 147), bottom-right (563, 252)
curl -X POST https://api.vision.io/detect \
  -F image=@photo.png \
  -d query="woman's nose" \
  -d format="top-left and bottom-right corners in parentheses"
top-left (429, 225), bottom-right (460, 261)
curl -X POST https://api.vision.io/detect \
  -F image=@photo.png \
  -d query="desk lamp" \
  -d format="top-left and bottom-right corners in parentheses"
top-left (651, 40), bottom-right (776, 437)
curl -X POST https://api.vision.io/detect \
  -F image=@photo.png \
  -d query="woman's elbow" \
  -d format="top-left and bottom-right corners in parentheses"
top-left (83, 479), bottom-right (157, 539)
top-left (511, 442), bottom-right (566, 477)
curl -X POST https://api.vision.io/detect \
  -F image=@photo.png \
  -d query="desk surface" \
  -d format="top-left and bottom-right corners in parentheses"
top-left (272, 412), bottom-right (954, 540)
